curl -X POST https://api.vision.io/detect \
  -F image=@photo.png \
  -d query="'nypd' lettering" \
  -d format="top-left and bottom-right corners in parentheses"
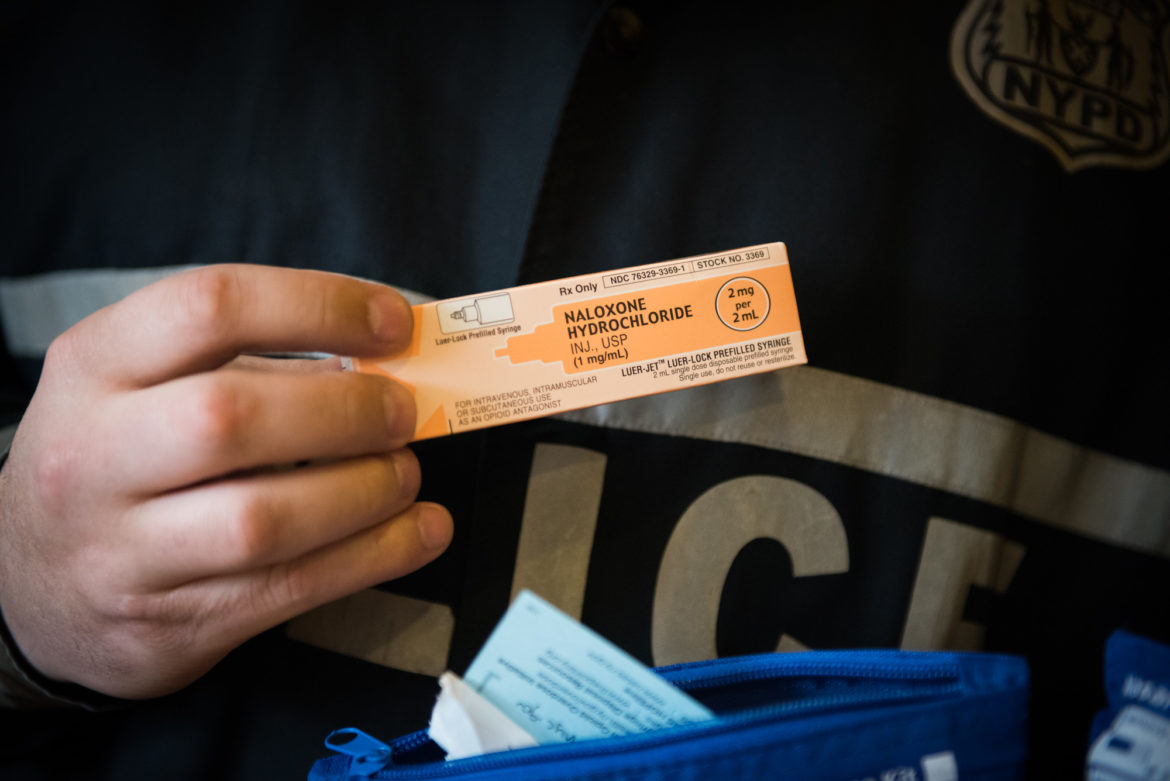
top-left (951, 0), bottom-right (1170, 171)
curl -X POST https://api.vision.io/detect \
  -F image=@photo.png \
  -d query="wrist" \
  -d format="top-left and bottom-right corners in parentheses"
top-left (0, 444), bottom-right (123, 711)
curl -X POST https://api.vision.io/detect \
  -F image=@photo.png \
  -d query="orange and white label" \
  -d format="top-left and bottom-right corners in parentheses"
top-left (353, 242), bottom-right (806, 440)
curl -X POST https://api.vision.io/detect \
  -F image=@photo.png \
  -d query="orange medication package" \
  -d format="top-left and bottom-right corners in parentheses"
top-left (349, 242), bottom-right (806, 440)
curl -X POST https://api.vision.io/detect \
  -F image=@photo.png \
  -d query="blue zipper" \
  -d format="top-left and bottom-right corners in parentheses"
top-left (324, 654), bottom-right (970, 779)
top-left (325, 728), bottom-right (397, 776)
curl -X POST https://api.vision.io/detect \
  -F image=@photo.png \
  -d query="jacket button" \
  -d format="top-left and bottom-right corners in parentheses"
top-left (602, 6), bottom-right (644, 53)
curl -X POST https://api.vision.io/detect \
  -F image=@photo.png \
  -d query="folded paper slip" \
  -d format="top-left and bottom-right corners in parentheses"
top-left (349, 242), bottom-right (806, 440)
top-left (428, 590), bottom-right (714, 760)
top-left (428, 672), bottom-right (539, 761)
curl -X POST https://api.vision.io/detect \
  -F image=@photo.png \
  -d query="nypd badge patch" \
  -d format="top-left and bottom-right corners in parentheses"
top-left (951, 0), bottom-right (1170, 171)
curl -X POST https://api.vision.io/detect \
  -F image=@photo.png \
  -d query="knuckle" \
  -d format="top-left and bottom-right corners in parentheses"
top-left (257, 562), bottom-right (309, 613)
top-left (101, 590), bottom-right (163, 623)
top-left (30, 437), bottom-right (82, 511)
top-left (106, 595), bottom-right (198, 664)
top-left (279, 566), bottom-right (311, 606)
top-left (41, 330), bottom-right (82, 380)
top-left (224, 492), bottom-right (280, 566)
top-left (335, 374), bottom-right (396, 447)
top-left (171, 266), bottom-right (243, 339)
top-left (339, 378), bottom-right (364, 437)
top-left (300, 273), bottom-right (333, 334)
top-left (343, 376), bottom-right (382, 437)
top-left (353, 456), bottom-right (394, 512)
top-left (184, 377), bottom-right (247, 451)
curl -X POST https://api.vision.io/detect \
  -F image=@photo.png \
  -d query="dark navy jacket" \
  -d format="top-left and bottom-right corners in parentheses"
top-left (1, 2), bottom-right (1168, 777)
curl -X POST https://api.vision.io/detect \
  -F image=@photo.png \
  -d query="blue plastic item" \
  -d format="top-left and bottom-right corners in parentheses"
top-left (1086, 630), bottom-right (1170, 781)
top-left (310, 649), bottom-right (1030, 780)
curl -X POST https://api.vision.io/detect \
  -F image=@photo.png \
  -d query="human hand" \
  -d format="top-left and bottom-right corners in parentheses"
top-left (0, 265), bottom-right (453, 699)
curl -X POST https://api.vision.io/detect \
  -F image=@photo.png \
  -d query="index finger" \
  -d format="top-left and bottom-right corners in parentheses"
top-left (58, 265), bottom-right (413, 388)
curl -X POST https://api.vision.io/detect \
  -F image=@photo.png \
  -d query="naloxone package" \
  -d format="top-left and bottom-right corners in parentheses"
top-left (351, 242), bottom-right (806, 441)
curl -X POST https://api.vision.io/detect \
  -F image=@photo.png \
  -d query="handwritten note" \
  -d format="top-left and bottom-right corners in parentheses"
top-left (461, 590), bottom-right (715, 746)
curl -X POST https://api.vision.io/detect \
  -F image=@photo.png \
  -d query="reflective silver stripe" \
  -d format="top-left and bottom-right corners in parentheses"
top-left (7, 269), bottom-right (1165, 556)
top-left (286, 589), bottom-right (454, 677)
top-left (510, 443), bottom-right (607, 619)
top-left (0, 266), bottom-right (198, 356)
top-left (559, 366), bottom-right (1170, 558)
top-left (0, 266), bottom-right (433, 357)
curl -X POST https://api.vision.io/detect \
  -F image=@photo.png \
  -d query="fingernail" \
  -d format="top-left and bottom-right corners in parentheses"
top-left (368, 292), bottom-right (413, 345)
top-left (416, 505), bottom-right (453, 550)
top-left (384, 381), bottom-right (417, 443)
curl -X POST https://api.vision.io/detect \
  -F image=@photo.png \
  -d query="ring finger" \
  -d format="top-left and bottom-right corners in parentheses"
top-left (124, 448), bottom-right (421, 588)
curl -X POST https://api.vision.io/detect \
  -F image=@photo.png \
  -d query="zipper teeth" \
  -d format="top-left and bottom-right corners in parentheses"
top-left (370, 661), bottom-right (964, 779)
top-left (389, 731), bottom-right (434, 756)
top-left (667, 661), bottom-right (960, 690)
top-left (373, 688), bottom-right (959, 779)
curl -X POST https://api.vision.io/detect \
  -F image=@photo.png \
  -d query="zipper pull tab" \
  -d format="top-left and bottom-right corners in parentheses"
top-left (325, 727), bottom-right (393, 777)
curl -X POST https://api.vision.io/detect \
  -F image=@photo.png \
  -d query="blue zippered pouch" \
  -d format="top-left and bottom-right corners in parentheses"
top-left (310, 649), bottom-right (1030, 780)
